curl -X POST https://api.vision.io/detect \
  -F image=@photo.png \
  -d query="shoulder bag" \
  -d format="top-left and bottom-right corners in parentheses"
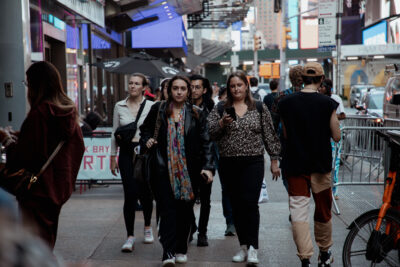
top-left (114, 100), bottom-right (147, 147)
top-left (0, 141), bottom-right (65, 197)
top-left (133, 101), bottom-right (164, 183)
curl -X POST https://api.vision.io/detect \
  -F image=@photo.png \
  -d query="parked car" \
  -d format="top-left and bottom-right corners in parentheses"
top-left (350, 84), bottom-right (374, 108)
top-left (383, 74), bottom-right (400, 120)
top-left (360, 89), bottom-right (384, 118)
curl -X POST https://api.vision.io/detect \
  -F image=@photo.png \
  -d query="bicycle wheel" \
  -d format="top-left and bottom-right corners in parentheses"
top-left (343, 208), bottom-right (400, 267)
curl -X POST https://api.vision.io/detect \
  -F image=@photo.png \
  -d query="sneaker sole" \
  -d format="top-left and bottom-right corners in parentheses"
top-left (225, 232), bottom-right (236, 236)
top-left (121, 247), bottom-right (134, 253)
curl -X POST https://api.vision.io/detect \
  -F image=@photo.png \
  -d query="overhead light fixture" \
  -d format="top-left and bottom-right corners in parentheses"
top-left (244, 61), bottom-right (254, 65)
top-left (347, 56), bottom-right (359, 60)
top-left (306, 58), bottom-right (318, 62)
top-left (220, 62), bottom-right (230, 65)
top-left (374, 55), bottom-right (385, 59)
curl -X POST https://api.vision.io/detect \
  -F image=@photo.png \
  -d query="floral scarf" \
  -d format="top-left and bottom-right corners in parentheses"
top-left (167, 107), bottom-right (194, 201)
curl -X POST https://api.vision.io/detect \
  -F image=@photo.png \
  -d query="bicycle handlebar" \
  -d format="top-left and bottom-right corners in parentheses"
top-left (376, 130), bottom-right (400, 148)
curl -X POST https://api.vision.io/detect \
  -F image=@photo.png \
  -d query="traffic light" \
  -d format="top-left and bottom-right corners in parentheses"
top-left (282, 26), bottom-right (292, 49)
top-left (254, 35), bottom-right (262, 51)
top-left (274, 0), bottom-right (281, 13)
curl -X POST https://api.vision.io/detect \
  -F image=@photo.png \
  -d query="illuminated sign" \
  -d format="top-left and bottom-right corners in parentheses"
top-left (363, 20), bottom-right (387, 45)
top-left (131, 17), bottom-right (187, 55)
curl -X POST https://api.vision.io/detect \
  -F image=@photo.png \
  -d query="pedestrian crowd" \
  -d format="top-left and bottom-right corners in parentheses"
top-left (0, 60), bottom-right (343, 267)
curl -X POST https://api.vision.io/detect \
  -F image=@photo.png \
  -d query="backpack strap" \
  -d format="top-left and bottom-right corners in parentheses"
top-left (255, 101), bottom-right (263, 114)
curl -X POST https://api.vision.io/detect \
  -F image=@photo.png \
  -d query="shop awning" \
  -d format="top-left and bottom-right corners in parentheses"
top-left (186, 39), bottom-right (233, 69)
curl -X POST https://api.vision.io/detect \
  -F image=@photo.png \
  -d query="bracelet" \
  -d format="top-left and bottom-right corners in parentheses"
top-left (2, 137), bottom-right (14, 148)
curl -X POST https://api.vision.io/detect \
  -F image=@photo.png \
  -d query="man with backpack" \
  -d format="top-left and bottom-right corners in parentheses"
top-left (263, 79), bottom-right (280, 132)
top-left (249, 77), bottom-right (266, 101)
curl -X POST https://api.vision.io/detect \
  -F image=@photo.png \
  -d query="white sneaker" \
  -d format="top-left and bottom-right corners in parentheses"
top-left (143, 228), bottom-right (154, 244)
top-left (175, 254), bottom-right (187, 263)
top-left (232, 245), bottom-right (247, 262)
top-left (247, 246), bottom-right (259, 265)
top-left (162, 257), bottom-right (175, 267)
top-left (121, 237), bottom-right (135, 252)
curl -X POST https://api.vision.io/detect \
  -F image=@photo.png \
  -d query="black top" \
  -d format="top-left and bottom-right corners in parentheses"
top-left (263, 92), bottom-right (279, 111)
top-left (278, 92), bottom-right (338, 176)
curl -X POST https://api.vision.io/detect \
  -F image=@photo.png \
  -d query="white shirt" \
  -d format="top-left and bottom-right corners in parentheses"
top-left (250, 86), bottom-right (267, 100)
top-left (331, 94), bottom-right (345, 115)
top-left (111, 98), bottom-right (154, 155)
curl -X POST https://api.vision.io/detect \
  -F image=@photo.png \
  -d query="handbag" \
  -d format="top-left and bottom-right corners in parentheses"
top-left (0, 141), bottom-right (65, 197)
top-left (114, 100), bottom-right (147, 147)
top-left (133, 101), bottom-right (164, 182)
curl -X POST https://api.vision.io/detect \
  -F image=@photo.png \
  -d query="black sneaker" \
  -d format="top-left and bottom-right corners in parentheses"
top-left (162, 252), bottom-right (176, 267)
top-left (301, 259), bottom-right (310, 267)
top-left (197, 234), bottom-right (208, 247)
top-left (224, 224), bottom-right (236, 236)
top-left (189, 224), bottom-right (197, 243)
top-left (318, 250), bottom-right (333, 267)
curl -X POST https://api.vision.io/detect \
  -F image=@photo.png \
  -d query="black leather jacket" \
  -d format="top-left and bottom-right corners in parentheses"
top-left (139, 101), bottom-right (215, 191)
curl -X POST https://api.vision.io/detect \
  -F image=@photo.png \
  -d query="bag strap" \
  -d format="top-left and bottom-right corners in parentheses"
top-left (152, 101), bottom-right (165, 140)
top-left (134, 99), bottom-right (147, 124)
top-left (36, 141), bottom-right (65, 177)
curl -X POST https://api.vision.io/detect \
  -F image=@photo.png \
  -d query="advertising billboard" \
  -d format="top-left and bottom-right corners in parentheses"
top-left (299, 0), bottom-right (318, 49)
top-left (365, 0), bottom-right (400, 27)
top-left (389, 17), bottom-right (400, 44)
top-left (363, 20), bottom-right (387, 45)
top-left (300, 18), bottom-right (318, 49)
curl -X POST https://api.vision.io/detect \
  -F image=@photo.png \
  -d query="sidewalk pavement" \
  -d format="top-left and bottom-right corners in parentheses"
top-left (54, 160), bottom-right (383, 267)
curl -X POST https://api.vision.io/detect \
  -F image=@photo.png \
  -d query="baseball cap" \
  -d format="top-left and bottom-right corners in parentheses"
top-left (302, 62), bottom-right (324, 77)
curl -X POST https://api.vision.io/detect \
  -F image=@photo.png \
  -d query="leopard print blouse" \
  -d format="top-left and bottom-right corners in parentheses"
top-left (207, 103), bottom-right (280, 159)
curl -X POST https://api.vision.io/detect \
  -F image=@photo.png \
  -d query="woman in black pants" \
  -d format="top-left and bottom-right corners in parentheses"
top-left (140, 75), bottom-right (214, 266)
top-left (207, 71), bottom-right (281, 265)
top-left (111, 73), bottom-right (155, 252)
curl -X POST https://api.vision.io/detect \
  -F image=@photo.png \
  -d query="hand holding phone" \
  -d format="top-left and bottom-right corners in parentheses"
top-left (225, 107), bottom-right (237, 121)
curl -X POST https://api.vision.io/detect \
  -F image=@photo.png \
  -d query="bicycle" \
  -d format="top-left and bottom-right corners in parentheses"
top-left (342, 130), bottom-right (400, 267)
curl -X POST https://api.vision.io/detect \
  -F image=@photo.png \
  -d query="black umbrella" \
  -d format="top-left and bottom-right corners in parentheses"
top-left (92, 53), bottom-right (184, 77)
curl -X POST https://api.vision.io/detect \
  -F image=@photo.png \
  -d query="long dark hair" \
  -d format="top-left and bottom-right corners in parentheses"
top-left (321, 78), bottom-right (333, 97)
top-left (190, 74), bottom-right (215, 111)
top-left (26, 61), bottom-right (78, 120)
top-left (225, 71), bottom-right (255, 109)
top-left (166, 75), bottom-right (192, 116)
top-left (160, 78), bottom-right (170, 101)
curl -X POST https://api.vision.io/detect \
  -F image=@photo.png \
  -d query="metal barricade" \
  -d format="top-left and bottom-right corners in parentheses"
top-left (332, 115), bottom-right (400, 214)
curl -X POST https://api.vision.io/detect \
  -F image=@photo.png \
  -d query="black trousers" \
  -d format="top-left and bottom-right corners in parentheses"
top-left (218, 156), bottom-right (264, 249)
top-left (193, 178), bottom-right (212, 235)
top-left (119, 143), bottom-right (153, 237)
top-left (152, 172), bottom-right (194, 258)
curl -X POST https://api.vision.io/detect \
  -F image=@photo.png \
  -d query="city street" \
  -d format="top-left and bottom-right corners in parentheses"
top-left (54, 161), bottom-right (383, 267)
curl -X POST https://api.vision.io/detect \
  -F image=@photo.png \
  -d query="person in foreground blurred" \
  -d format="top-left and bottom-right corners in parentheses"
top-left (140, 75), bottom-right (214, 266)
top-left (207, 70), bottom-right (281, 265)
top-left (0, 61), bottom-right (84, 248)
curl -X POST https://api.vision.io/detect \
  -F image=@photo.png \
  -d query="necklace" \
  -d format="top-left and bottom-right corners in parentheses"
top-left (302, 86), bottom-right (318, 92)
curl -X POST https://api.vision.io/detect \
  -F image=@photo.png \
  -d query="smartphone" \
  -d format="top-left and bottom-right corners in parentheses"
top-left (225, 107), bottom-right (237, 121)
